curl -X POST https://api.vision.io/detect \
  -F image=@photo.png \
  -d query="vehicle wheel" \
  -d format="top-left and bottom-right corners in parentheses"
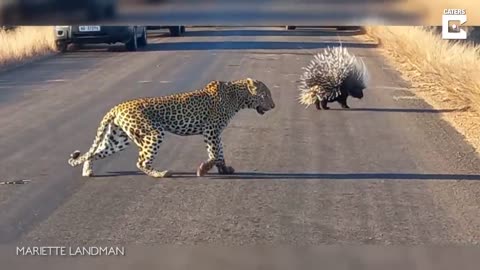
top-left (71, 43), bottom-right (84, 50)
top-left (56, 41), bottom-right (68, 53)
top-left (169, 26), bottom-right (181, 37)
top-left (180, 26), bottom-right (186, 33)
top-left (125, 28), bottom-right (138, 51)
top-left (285, 26), bottom-right (296, 30)
top-left (137, 28), bottom-right (148, 47)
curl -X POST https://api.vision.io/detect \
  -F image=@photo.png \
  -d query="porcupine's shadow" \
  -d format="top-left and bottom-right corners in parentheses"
top-left (142, 40), bottom-right (377, 52)
top-left (212, 172), bottom-right (480, 181)
top-left (328, 107), bottom-right (467, 113)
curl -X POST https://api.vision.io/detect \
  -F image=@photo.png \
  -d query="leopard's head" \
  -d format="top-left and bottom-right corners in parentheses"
top-left (243, 78), bottom-right (275, 115)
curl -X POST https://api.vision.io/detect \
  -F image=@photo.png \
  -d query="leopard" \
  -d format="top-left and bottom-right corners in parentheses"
top-left (68, 78), bottom-right (275, 178)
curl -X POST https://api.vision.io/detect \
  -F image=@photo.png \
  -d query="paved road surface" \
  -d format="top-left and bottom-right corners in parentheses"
top-left (1, 27), bottom-right (480, 267)
top-left (112, 0), bottom-right (422, 26)
top-left (9, 0), bottom-right (423, 25)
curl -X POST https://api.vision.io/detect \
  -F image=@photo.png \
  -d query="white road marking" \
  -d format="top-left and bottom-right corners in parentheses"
top-left (373, 86), bottom-right (411, 91)
top-left (45, 79), bottom-right (67, 83)
top-left (138, 80), bottom-right (152, 83)
top-left (0, 179), bottom-right (31, 185)
top-left (393, 95), bottom-right (422, 101)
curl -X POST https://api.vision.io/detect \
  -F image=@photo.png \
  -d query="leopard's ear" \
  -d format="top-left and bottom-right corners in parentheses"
top-left (206, 80), bottom-right (219, 86)
top-left (245, 78), bottom-right (258, 95)
top-left (205, 80), bottom-right (222, 90)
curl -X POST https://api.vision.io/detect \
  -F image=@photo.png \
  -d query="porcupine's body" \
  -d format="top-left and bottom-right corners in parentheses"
top-left (298, 46), bottom-right (369, 110)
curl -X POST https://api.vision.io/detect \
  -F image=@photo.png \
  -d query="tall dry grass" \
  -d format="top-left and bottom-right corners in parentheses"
top-left (366, 26), bottom-right (480, 151)
top-left (0, 26), bottom-right (56, 67)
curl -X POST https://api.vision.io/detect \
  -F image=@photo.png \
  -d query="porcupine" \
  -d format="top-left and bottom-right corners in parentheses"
top-left (298, 46), bottom-right (369, 110)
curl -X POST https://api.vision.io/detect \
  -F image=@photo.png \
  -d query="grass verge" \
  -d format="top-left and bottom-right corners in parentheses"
top-left (0, 26), bottom-right (56, 69)
top-left (365, 26), bottom-right (480, 153)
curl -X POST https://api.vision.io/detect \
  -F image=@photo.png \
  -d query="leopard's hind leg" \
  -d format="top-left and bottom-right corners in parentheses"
top-left (76, 124), bottom-right (131, 177)
top-left (89, 124), bottom-right (132, 176)
top-left (125, 127), bottom-right (172, 178)
top-left (68, 109), bottom-right (116, 174)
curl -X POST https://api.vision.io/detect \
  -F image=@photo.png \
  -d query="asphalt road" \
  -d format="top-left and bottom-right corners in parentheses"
top-left (112, 0), bottom-right (422, 26)
top-left (7, 0), bottom-right (423, 26)
top-left (1, 27), bottom-right (480, 267)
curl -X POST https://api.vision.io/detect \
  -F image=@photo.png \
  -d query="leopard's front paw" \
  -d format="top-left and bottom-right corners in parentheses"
top-left (197, 162), bottom-right (214, 177)
top-left (150, 170), bottom-right (173, 178)
top-left (217, 165), bottom-right (235, 175)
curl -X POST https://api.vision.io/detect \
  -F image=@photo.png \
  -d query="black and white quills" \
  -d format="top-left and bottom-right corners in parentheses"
top-left (298, 46), bottom-right (369, 110)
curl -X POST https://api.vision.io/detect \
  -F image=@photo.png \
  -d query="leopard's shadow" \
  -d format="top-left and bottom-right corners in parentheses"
top-left (94, 171), bottom-right (198, 179)
top-left (93, 171), bottom-right (480, 181)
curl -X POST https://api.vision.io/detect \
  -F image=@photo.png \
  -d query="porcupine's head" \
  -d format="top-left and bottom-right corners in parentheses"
top-left (339, 50), bottom-right (369, 99)
top-left (298, 46), bottom-right (369, 105)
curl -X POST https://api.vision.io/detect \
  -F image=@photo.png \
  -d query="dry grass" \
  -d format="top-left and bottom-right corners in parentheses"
top-left (365, 26), bottom-right (480, 152)
top-left (0, 26), bottom-right (56, 68)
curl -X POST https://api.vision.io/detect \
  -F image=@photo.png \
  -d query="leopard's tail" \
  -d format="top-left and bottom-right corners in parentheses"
top-left (68, 109), bottom-right (116, 167)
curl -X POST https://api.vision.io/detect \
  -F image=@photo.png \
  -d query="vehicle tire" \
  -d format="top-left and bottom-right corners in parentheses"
top-left (285, 26), bottom-right (296, 30)
top-left (125, 28), bottom-right (138, 51)
top-left (180, 26), bottom-right (186, 33)
top-left (137, 28), bottom-right (148, 47)
top-left (74, 43), bottom-right (87, 50)
top-left (56, 41), bottom-right (68, 53)
top-left (169, 26), bottom-right (181, 37)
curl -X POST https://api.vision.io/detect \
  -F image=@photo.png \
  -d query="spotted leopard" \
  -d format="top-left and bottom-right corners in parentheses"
top-left (68, 78), bottom-right (275, 178)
